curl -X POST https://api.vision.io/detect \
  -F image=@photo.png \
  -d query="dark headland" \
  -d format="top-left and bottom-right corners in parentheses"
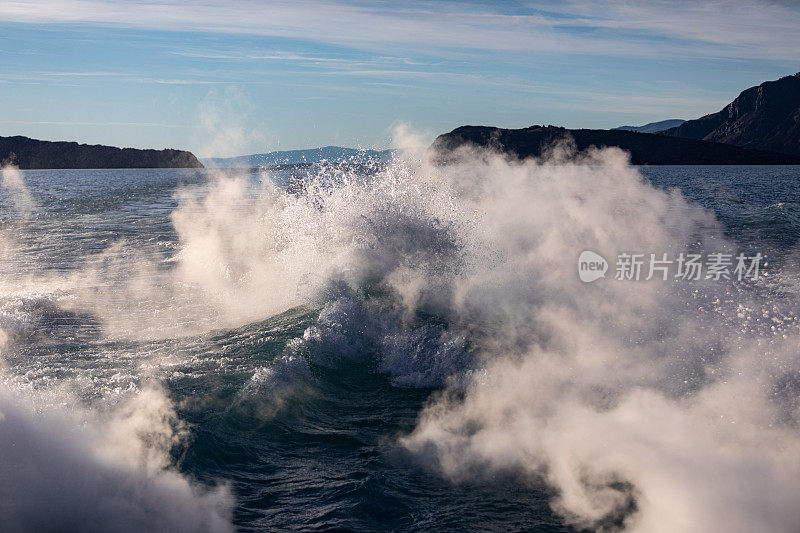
top-left (430, 73), bottom-right (800, 165)
top-left (430, 125), bottom-right (800, 165)
top-left (0, 135), bottom-right (203, 169)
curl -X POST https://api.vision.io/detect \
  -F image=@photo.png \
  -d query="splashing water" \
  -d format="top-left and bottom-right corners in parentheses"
top-left (2, 141), bottom-right (800, 532)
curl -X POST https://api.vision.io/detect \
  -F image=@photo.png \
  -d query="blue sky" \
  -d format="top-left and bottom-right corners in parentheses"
top-left (0, 1), bottom-right (798, 157)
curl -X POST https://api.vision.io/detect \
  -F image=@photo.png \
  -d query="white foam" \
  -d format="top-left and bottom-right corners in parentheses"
top-left (0, 383), bottom-right (233, 533)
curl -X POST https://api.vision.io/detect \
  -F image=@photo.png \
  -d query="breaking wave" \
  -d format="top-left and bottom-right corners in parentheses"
top-left (2, 136), bottom-right (800, 531)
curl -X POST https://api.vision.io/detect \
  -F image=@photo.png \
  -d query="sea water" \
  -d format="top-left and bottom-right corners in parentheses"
top-left (2, 157), bottom-right (800, 532)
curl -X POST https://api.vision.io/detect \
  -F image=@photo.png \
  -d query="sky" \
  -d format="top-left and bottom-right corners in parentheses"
top-left (0, 0), bottom-right (798, 157)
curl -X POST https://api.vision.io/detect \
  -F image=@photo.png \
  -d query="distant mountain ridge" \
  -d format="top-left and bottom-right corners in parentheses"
top-left (202, 146), bottom-right (394, 168)
top-left (429, 125), bottom-right (800, 165)
top-left (0, 135), bottom-right (202, 169)
top-left (613, 119), bottom-right (685, 133)
top-left (662, 73), bottom-right (800, 156)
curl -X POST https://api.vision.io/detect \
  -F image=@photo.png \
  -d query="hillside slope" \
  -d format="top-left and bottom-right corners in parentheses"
top-left (661, 73), bottom-right (800, 156)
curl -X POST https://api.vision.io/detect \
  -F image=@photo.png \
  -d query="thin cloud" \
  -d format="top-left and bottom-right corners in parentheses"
top-left (45, 71), bottom-right (122, 77)
top-left (0, 0), bottom-right (797, 60)
top-left (31, 71), bottom-right (229, 85)
top-left (170, 50), bottom-right (351, 63)
top-left (0, 120), bottom-right (188, 127)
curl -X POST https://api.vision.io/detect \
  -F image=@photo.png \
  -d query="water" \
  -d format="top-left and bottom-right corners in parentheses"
top-left (640, 166), bottom-right (800, 250)
top-left (2, 158), bottom-right (800, 532)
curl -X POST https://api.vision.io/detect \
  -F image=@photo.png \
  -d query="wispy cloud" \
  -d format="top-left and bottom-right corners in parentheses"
top-left (44, 71), bottom-right (121, 76)
top-left (0, 120), bottom-right (188, 127)
top-left (170, 50), bottom-right (352, 63)
top-left (0, 0), bottom-right (798, 61)
top-left (10, 71), bottom-right (230, 85)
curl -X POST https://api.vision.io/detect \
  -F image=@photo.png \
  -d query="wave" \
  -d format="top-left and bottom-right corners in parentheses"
top-left (2, 136), bottom-right (800, 531)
